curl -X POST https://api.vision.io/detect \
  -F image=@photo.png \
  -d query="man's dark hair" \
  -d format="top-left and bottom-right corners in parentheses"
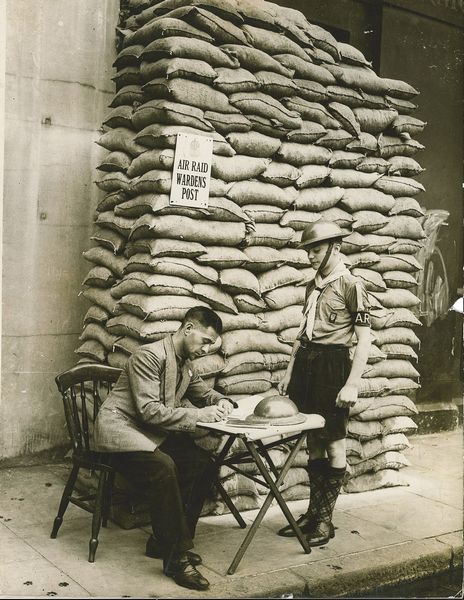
top-left (182, 306), bottom-right (223, 335)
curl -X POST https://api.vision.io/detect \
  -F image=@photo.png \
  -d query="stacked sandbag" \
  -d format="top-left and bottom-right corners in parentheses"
top-left (77, 0), bottom-right (426, 502)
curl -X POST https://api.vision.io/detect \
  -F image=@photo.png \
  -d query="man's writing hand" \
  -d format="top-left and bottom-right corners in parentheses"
top-left (335, 384), bottom-right (358, 408)
top-left (199, 405), bottom-right (228, 422)
top-left (217, 398), bottom-right (234, 416)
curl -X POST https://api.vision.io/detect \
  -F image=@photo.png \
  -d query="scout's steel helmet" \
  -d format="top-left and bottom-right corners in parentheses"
top-left (245, 395), bottom-right (307, 426)
top-left (297, 220), bottom-right (348, 249)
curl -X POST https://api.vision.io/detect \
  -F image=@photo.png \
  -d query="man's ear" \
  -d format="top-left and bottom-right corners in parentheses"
top-left (333, 242), bottom-right (342, 254)
top-left (183, 321), bottom-right (193, 334)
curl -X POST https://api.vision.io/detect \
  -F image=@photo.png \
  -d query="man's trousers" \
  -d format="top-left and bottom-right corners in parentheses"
top-left (114, 432), bottom-right (216, 555)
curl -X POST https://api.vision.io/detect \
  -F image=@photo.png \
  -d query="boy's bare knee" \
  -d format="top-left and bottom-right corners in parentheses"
top-left (327, 439), bottom-right (346, 467)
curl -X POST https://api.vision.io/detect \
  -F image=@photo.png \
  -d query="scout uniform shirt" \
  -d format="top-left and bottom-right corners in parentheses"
top-left (296, 265), bottom-right (371, 347)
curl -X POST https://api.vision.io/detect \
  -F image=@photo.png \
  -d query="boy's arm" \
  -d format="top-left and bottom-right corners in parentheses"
top-left (336, 325), bottom-right (371, 407)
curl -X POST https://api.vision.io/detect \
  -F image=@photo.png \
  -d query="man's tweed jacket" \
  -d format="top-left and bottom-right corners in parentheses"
top-left (94, 335), bottom-right (224, 453)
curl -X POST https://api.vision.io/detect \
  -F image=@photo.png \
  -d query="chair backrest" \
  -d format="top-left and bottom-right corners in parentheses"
top-left (55, 363), bottom-right (122, 455)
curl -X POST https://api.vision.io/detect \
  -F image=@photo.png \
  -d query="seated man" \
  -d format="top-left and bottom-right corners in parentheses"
top-left (94, 306), bottom-right (235, 591)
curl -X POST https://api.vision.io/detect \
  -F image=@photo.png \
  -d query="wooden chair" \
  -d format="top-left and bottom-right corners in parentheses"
top-left (50, 363), bottom-right (122, 562)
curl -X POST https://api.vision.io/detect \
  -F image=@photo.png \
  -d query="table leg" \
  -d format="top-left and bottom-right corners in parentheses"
top-left (256, 440), bottom-right (281, 480)
top-left (226, 434), bottom-right (309, 575)
top-left (213, 435), bottom-right (247, 529)
top-left (215, 477), bottom-right (247, 529)
top-left (247, 436), bottom-right (310, 554)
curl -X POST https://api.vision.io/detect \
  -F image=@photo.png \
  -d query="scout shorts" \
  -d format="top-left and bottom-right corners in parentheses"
top-left (287, 342), bottom-right (351, 442)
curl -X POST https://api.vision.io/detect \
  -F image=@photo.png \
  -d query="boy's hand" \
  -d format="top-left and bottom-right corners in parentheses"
top-left (278, 371), bottom-right (292, 395)
top-left (336, 384), bottom-right (358, 408)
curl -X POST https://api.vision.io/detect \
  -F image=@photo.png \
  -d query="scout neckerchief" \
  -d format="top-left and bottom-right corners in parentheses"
top-left (298, 261), bottom-right (350, 341)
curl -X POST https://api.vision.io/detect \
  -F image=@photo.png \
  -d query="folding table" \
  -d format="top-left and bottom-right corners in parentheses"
top-left (197, 395), bottom-right (325, 574)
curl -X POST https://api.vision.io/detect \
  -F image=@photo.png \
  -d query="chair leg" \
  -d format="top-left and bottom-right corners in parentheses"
top-left (50, 464), bottom-right (80, 539)
top-left (88, 470), bottom-right (106, 563)
top-left (102, 471), bottom-right (115, 528)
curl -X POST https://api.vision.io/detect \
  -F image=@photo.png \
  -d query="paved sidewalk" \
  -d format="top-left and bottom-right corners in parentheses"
top-left (0, 431), bottom-right (462, 598)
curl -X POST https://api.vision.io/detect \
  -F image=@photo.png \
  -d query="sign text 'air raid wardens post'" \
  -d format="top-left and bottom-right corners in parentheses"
top-left (170, 133), bottom-right (213, 209)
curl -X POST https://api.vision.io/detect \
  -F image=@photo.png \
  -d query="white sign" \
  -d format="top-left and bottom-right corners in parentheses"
top-left (170, 132), bottom-right (213, 209)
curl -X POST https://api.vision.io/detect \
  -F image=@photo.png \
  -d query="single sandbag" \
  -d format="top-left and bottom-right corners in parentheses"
top-left (329, 150), bottom-right (364, 169)
top-left (204, 110), bottom-right (252, 134)
top-left (242, 246), bottom-right (283, 273)
top-left (352, 108), bottom-right (398, 134)
top-left (382, 271), bottom-right (418, 289)
top-left (221, 330), bottom-right (292, 356)
top-left (134, 123), bottom-right (235, 156)
top-left (373, 327), bottom-right (420, 347)
top-left (352, 211), bottom-right (389, 234)
top-left (368, 254), bottom-right (423, 273)
top-left (243, 204), bottom-right (284, 224)
top-left (281, 97), bottom-right (340, 128)
top-left (192, 283), bottom-right (238, 314)
top-left (117, 294), bottom-right (207, 321)
top-left (219, 268), bottom-right (261, 298)
top-left (129, 214), bottom-right (246, 246)
top-left (222, 351), bottom-right (266, 376)
top-left (294, 187), bottom-right (344, 212)
top-left (132, 99), bottom-right (213, 132)
top-left (260, 162), bottom-right (301, 187)
top-left (216, 371), bottom-right (272, 395)
top-left (245, 223), bottom-right (294, 248)
top-left (141, 35), bottom-right (239, 68)
top-left (344, 469), bottom-right (409, 493)
top-left (264, 285), bottom-right (305, 310)
top-left (258, 265), bottom-right (303, 294)
top-left (351, 268), bottom-right (387, 293)
top-left (328, 169), bottom-right (381, 188)
top-left (361, 433), bottom-right (411, 459)
top-left (196, 246), bottom-right (247, 269)
top-left (364, 359), bottom-right (420, 380)
top-left (280, 210), bottom-right (321, 230)
top-left (229, 91), bottom-right (302, 130)
top-left (378, 135), bottom-right (424, 159)
top-left (125, 255), bottom-right (218, 284)
top-left (295, 165), bottom-right (330, 189)
top-left (83, 305), bottom-right (109, 326)
top-left (211, 155), bottom-right (270, 182)
top-left (106, 314), bottom-right (181, 342)
top-left (83, 246), bottom-right (127, 278)
top-left (277, 143), bottom-right (332, 167)
top-left (124, 238), bottom-right (206, 259)
top-left (254, 70), bottom-right (298, 99)
top-left (371, 289), bottom-right (420, 309)
top-left (226, 180), bottom-right (297, 208)
top-left (233, 294), bottom-right (268, 314)
top-left (380, 344), bottom-right (418, 361)
top-left (83, 266), bottom-right (117, 289)
top-left (259, 305), bottom-right (303, 333)
top-left (226, 131), bottom-right (282, 158)
top-left (111, 272), bottom-right (193, 299)
top-left (315, 128), bottom-right (355, 150)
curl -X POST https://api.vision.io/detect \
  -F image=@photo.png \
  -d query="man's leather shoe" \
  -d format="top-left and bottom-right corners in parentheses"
top-left (277, 513), bottom-right (317, 537)
top-left (163, 553), bottom-right (209, 591)
top-left (145, 536), bottom-right (202, 565)
top-left (306, 521), bottom-right (335, 547)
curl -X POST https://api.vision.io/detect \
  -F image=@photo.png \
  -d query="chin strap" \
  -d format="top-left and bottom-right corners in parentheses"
top-left (318, 241), bottom-right (335, 274)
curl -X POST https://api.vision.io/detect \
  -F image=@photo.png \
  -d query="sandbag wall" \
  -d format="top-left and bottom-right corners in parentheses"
top-left (77, 0), bottom-right (427, 507)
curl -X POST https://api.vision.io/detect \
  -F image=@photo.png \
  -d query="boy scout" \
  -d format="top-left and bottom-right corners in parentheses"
top-left (277, 221), bottom-right (371, 546)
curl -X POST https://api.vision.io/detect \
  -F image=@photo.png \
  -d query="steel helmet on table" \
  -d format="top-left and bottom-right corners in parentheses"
top-left (297, 220), bottom-right (348, 249)
top-left (245, 395), bottom-right (307, 426)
